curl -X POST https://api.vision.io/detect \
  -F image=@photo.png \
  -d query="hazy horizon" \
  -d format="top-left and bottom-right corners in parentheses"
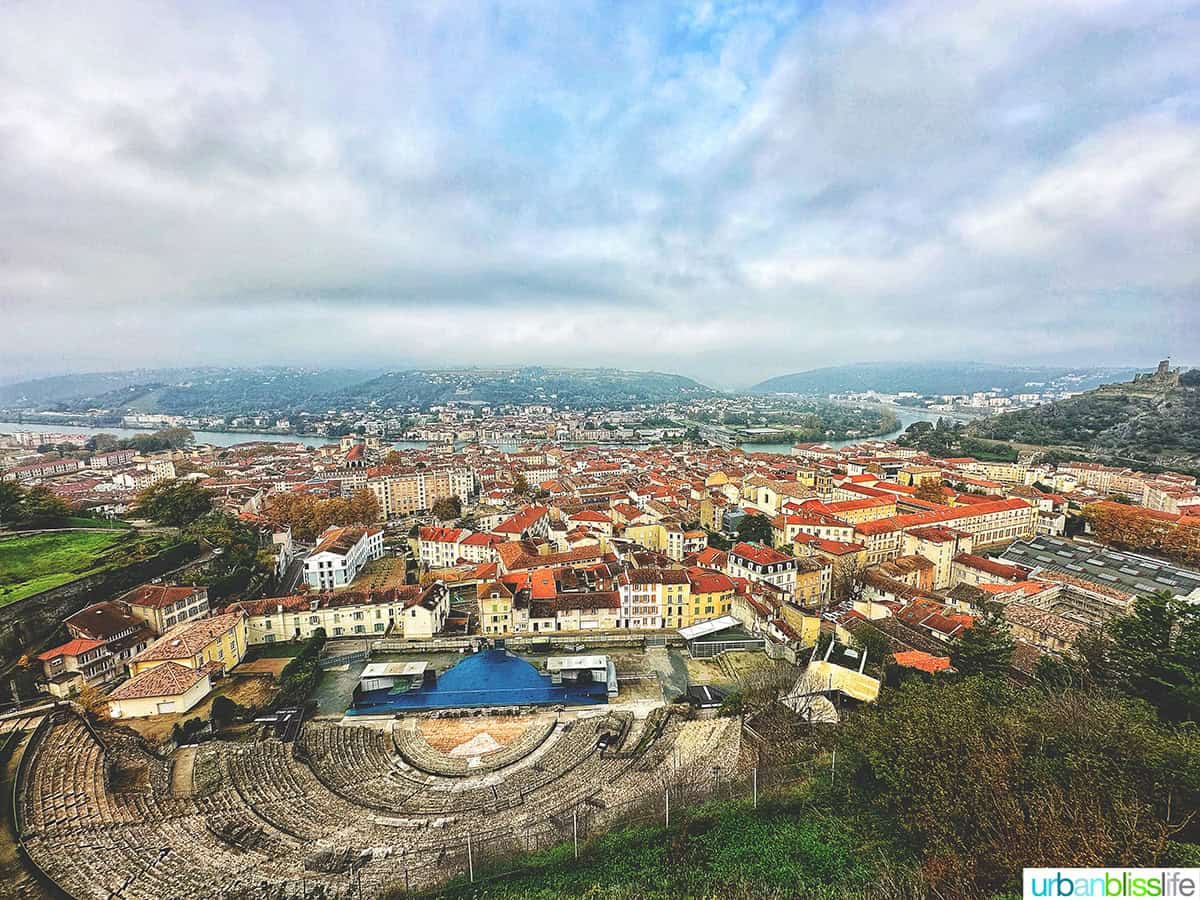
top-left (2, 2), bottom-right (1197, 383)
top-left (0, 358), bottom-right (1171, 397)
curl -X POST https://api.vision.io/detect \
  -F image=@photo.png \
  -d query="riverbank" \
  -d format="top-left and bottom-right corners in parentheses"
top-left (2, 407), bottom-right (957, 455)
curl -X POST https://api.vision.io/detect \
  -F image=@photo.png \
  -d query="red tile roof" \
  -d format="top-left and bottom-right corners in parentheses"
top-left (494, 506), bottom-right (549, 534)
top-left (686, 567), bottom-right (735, 594)
top-left (419, 526), bottom-right (465, 543)
top-left (131, 613), bottom-right (243, 664)
top-left (38, 638), bottom-right (105, 661)
top-left (892, 651), bottom-right (952, 673)
top-left (693, 547), bottom-right (728, 567)
top-left (116, 584), bottom-right (206, 610)
top-left (813, 538), bottom-right (866, 555)
top-left (108, 661), bottom-right (208, 701)
top-left (952, 553), bottom-right (1029, 581)
top-left (825, 497), bottom-right (895, 513)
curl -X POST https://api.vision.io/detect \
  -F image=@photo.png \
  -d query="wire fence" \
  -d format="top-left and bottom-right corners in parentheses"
top-left (218, 759), bottom-right (821, 899)
top-left (422, 760), bottom-right (820, 897)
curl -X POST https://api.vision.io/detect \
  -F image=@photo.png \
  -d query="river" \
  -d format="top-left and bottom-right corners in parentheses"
top-left (0, 421), bottom-right (402, 450)
top-left (737, 406), bottom-right (950, 454)
top-left (1, 404), bottom-right (956, 455)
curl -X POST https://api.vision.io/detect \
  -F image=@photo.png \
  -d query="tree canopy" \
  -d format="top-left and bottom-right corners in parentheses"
top-left (1081, 590), bottom-right (1200, 724)
top-left (1084, 502), bottom-right (1200, 567)
top-left (133, 479), bottom-right (213, 526)
top-left (833, 677), bottom-right (1200, 897)
top-left (950, 603), bottom-right (1014, 677)
top-left (264, 489), bottom-right (380, 542)
top-left (735, 514), bottom-right (774, 545)
top-left (913, 478), bottom-right (947, 504)
top-left (431, 495), bottom-right (462, 521)
top-left (185, 512), bottom-right (273, 603)
top-left (0, 481), bottom-right (73, 528)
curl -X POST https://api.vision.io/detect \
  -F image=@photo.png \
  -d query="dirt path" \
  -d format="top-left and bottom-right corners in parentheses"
top-left (171, 746), bottom-right (196, 797)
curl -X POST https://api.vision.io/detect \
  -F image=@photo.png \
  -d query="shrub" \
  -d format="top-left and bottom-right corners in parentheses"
top-left (831, 678), bottom-right (1200, 897)
top-left (211, 695), bottom-right (240, 728)
top-left (276, 628), bottom-right (327, 707)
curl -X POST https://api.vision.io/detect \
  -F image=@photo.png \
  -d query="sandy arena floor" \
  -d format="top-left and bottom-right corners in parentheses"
top-left (417, 713), bottom-right (551, 752)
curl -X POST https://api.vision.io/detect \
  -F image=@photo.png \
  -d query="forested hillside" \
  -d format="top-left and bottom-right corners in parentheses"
top-left (348, 367), bottom-right (714, 408)
top-left (968, 369), bottom-right (1200, 472)
top-left (0, 366), bottom-right (715, 415)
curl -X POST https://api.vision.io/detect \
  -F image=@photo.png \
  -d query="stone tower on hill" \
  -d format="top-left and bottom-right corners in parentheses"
top-left (1133, 359), bottom-right (1181, 388)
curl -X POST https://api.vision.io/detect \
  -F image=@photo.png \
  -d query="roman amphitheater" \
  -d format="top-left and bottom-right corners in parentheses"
top-left (7, 703), bottom-right (745, 898)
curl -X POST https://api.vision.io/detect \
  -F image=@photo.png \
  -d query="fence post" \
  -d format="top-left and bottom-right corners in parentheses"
top-left (753, 767), bottom-right (757, 809)
top-left (467, 831), bottom-right (474, 884)
top-left (831, 749), bottom-right (836, 780)
top-left (665, 788), bottom-right (670, 828)
top-left (573, 809), bottom-right (579, 860)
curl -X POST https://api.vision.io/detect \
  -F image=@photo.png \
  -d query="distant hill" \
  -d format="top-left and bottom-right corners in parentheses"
top-left (749, 362), bottom-right (1137, 397)
top-left (0, 368), bottom-right (378, 416)
top-left (0, 366), bottom-right (714, 414)
top-left (343, 367), bottom-right (714, 408)
top-left (967, 367), bottom-right (1200, 472)
top-left (0, 369), bottom-right (200, 406)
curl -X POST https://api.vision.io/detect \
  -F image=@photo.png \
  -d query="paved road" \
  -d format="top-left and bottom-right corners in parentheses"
top-left (278, 555), bottom-right (307, 594)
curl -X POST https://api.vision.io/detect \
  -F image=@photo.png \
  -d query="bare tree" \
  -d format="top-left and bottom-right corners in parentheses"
top-left (833, 557), bottom-right (868, 604)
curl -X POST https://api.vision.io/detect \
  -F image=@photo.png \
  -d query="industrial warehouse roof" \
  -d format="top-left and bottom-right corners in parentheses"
top-left (1000, 536), bottom-right (1200, 599)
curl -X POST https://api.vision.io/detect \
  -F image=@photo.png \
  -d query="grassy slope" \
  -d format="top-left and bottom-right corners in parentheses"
top-left (0, 530), bottom-right (164, 605)
top-left (417, 792), bottom-right (899, 900)
top-left (60, 516), bottom-right (132, 529)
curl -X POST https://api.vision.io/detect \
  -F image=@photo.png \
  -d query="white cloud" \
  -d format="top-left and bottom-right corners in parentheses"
top-left (0, 0), bottom-right (1196, 386)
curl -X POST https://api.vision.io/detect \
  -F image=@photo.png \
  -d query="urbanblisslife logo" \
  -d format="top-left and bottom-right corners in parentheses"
top-left (1025, 869), bottom-right (1200, 898)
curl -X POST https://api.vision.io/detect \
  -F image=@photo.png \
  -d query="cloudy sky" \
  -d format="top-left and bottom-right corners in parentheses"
top-left (1, 0), bottom-right (1197, 388)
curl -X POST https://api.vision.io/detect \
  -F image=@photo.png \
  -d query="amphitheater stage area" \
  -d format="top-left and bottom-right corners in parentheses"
top-left (13, 701), bottom-right (746, 898)
top-left (348, 649), bottom-right (610, 714)
top-left (313, 646), bottom-right (672, 716)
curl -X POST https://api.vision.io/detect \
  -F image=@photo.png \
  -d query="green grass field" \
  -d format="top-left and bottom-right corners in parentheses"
top-left (61, 516), bottom-right (132, 529)
top-left (0, 530), bottom-right (168, 606)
